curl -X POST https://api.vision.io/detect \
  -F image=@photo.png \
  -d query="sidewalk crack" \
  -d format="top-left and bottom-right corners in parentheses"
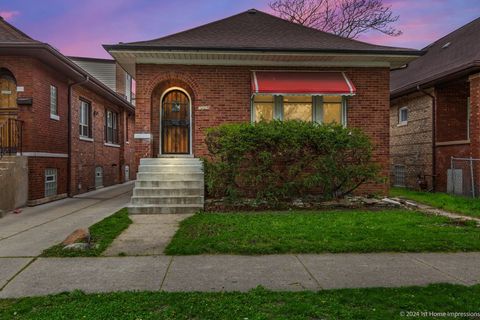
top-left (295, 255), bottom-right (323, 290)
top-left (410, 255), bottom-right (468, 285)
top-left (0, 257), bottom-right (37, 292)
top-left (160, 256), bottom-right (174, 291)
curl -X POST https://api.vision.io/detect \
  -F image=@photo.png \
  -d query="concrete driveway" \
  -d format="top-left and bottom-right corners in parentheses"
top-left (0, 182), bottom-right (133, 258)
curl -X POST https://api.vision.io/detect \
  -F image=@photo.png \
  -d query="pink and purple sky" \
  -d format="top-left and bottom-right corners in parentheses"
top-left (1, 0), bottom-right (479, 58)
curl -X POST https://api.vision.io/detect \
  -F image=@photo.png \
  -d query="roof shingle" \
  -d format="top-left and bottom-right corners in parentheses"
top-left (108, 9), bottom-right (416, 54)
top-left (391, 17), bottom-right (480, 95)
top-left (0, 16), bottom-right (37, 43)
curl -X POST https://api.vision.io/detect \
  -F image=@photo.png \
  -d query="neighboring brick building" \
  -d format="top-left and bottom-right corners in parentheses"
top-left (390, 17), bottom-right (480, 195)
top-left (0, 17), bottom-right (135, 209)
top-left (104, 8), bottom-right (420, 214)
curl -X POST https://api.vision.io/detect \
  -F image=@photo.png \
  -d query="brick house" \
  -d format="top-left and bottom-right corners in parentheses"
top-left (105, 9), bottom-right (420, 214)
top-left (0, 17), bottom-right (135, 210)
top-left (390, 17), bottom-right (480, 195)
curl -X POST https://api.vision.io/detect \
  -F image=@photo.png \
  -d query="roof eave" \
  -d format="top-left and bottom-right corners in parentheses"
top-left (103, 44), bottom-right (423, 57)
top-left (0, 43), bottom-right (135, 113)
top-left (391, 61), bottom-right (480, 99)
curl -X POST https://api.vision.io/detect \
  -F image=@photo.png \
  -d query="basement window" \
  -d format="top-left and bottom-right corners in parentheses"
top-left (45, 168), bottom-right (57, 197)
top-left (393, 165), bottom-right (406, 187)
top-left (398, 107), bottom-right (408, 125)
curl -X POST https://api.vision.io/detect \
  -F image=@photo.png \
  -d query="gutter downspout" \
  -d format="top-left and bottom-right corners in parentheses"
top-left (67, 76), bottom-right (89, 197)
top-left (417, 85), bottom-right (436, 192)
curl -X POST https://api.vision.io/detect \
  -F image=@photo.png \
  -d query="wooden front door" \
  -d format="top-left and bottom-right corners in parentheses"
top-left (161, 90), bottom-right (190, 154)
top-left (0, 74), bottom-right (17, 122)
top-left (0, 72), bottom-right (18, 151)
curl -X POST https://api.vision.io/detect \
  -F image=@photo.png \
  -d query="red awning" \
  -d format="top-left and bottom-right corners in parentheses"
top-left (251, 71), bottom-right (356, 95)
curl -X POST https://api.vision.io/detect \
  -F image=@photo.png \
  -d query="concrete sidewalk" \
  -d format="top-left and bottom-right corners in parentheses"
top-left (0, 182), bottom-right (133, 257)
top-left (1, 252), bottom-right (479, 297)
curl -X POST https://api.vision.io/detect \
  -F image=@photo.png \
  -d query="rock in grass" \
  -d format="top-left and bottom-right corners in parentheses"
top-left (63, 243), bottom-right (90, 251)
top-left (62, 229), bottom-right (90, 245)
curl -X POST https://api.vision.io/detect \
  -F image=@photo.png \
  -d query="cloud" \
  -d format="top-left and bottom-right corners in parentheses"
top-left (0, 10), bottom-right (19, 21)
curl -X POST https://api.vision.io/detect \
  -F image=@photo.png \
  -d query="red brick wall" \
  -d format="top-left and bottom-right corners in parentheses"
top-left (27, 158), bottom-right (68, 200)
top-left (0, 56), bottom-right (135, 203)
top-left (468, 74), bottom-right (480, 195)
top-left (1, 57), bottom-right (70, 200)
top-left (436, 81), bottom-right (469, 142)
top-left (0, 56), bottom-right (69, 154)
top-left (433, 80), bottom-right (471, 192)
top-left (70, 85), bottom-right (134, 195)
top-left (124, 111), bottom-right (136, 179)
top-left (470, 75), bottom-right (480, 160)
top-left (135, 64), bottom-right (390, 195)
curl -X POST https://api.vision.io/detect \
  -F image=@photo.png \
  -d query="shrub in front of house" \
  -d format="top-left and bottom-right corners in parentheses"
top-left (203, 120), bottom-right (381, 203)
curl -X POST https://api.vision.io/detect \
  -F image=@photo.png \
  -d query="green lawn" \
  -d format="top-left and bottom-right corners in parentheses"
top-left (1, 285), bottom-right (479, 320)
top-left (165, 210), bottom-right (480, 255)
top-left (391, 187), bottom-right (480, 218)
top-left (41, 208), bottom-right (131, 257)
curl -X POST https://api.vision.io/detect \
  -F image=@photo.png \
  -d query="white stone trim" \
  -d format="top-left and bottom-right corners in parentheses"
top-left (134, 133), bottom-right (152, 139)
top-left (80, 136), bottom-right (94, 142)
top-left (436, 140), bottom-right (471, 146)
top-left (136, 57), bottom-right (391, 68)
top-left (104, 142), bottom-right (121, 148)
top-left (20, 152), bottom-right (69, 158)
top-left (50, 114), bottom-right (60, 121)
top-left (468, 73), bottom-right (480, 81)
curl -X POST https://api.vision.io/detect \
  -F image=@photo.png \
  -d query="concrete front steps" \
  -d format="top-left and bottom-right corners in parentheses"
top-left (128, 158), bottom-right (204, 214)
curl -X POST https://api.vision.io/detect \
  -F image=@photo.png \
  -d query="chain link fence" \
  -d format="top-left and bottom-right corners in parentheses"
top-left (448, 157), bottom-right (480, 198)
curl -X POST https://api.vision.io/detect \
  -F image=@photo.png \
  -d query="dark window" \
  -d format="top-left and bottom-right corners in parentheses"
top-left (79, 100), bottom-right (92, 138)
top-left (394, 165), bottom-right (406, 187)
top-left (105, 109), bottom-right (119, 144)
top-left (398, 107), bottom-right (408, 124)
top-left (50, 85), bottom-right (58, 116)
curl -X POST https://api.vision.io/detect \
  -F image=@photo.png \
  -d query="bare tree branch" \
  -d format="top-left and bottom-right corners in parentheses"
top-left (269, 0), bottom-right (402, 39)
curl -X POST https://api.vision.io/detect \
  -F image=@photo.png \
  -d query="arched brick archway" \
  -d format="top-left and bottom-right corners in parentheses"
top-left (142, 71), bottom-right (201, 100)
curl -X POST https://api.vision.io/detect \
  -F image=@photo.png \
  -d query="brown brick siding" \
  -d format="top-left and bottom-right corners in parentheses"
top-left (390, 77), bottom-right (473, 192)
top-left (390, 91), bottom-right (433, 188)
top-left (135, 64), bottom-right (390, 195)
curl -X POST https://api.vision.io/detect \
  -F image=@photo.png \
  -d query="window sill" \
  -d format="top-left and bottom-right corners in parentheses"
top-left (80, 136), bottom-right (94, 142)
top-left (50, 114), bottom-right (60, 121)
top-left (436, 140), bottom-right (470, 147)
top-left (104, 142), bottom-right (120, 148)
top-left (397, 122), bottom-right (408, 127)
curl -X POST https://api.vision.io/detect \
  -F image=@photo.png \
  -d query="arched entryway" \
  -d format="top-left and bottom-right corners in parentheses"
top-left (0, 68), bottom-right (17, 122)
top-left (160, 88), bottom-right (191, 155)
top-left (0, 68), bottom-right (19, 153)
